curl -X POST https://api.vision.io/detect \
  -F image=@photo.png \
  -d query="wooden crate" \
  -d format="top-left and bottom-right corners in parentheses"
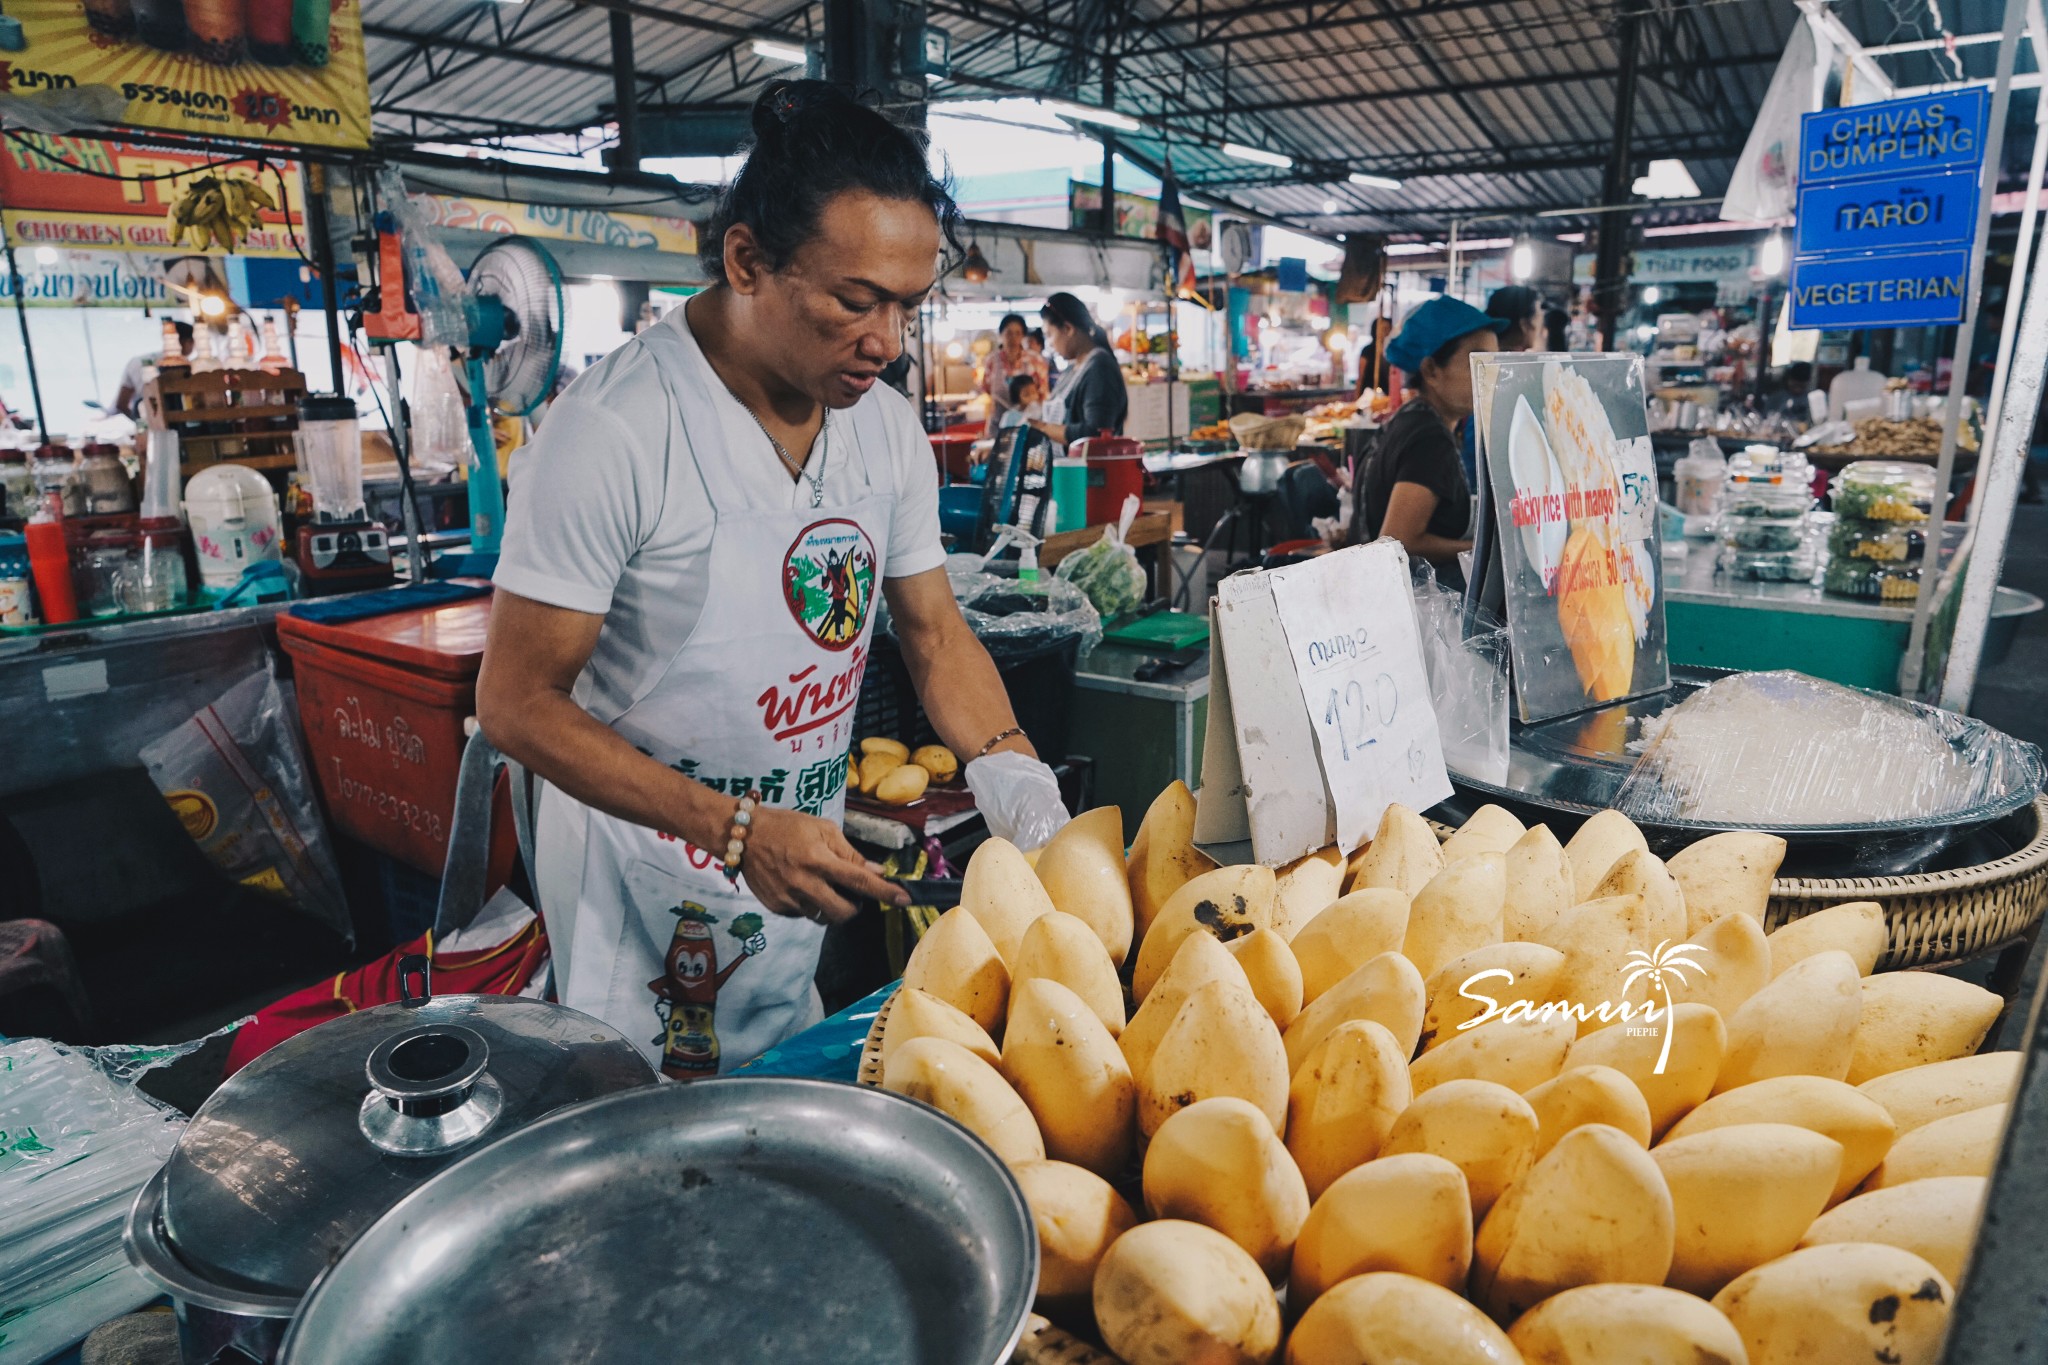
top-left (145, 366), bottom-right (306, 479)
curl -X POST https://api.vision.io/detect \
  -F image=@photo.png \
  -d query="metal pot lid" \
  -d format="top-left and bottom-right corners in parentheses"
top-left (277, 1078), bottom-right (1038, 1365)
top-left (155, 991), bottom-right (655, 1301)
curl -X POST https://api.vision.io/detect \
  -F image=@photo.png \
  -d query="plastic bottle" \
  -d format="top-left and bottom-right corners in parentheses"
top-left (1826, 356), bottom-right (1888, 421)
top-left (25, 498), bottom-right (77, 625)
top-left (291, 0), bottom-right (330, 66)
top-left (247, 0), bottom-right (292, 63)
top-left (0, 530), bottom-right (34, 626)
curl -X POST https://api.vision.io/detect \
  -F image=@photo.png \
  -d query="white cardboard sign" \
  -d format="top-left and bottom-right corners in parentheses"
top-left (1196, 542), bottom-right (1452, 864)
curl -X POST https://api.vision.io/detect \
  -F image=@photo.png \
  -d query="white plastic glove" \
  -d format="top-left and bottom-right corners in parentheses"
top-left (964, 750), bottom-right (1070, 851)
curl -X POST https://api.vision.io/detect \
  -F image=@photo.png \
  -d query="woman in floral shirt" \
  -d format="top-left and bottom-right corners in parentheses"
top-left (982, 312), bottom-right (1050, 437)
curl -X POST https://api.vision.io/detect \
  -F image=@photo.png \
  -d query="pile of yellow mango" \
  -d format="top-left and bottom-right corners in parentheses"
top-left (881, 784), bottom-right (2012, 1365)
top-left (854, 736), bottom-right (958, 805)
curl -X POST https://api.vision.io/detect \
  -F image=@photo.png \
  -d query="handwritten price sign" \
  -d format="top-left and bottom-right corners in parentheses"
top-left (1267, 544), bottom-right (1451, 851)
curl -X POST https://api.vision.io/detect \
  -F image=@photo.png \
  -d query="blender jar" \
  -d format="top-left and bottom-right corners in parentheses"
top-left (294, 395), bottom-right (365, 521)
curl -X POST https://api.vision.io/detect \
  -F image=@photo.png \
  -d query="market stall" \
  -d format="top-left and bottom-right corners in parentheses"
top-left (12, 0), bottom-right (2048, 1359)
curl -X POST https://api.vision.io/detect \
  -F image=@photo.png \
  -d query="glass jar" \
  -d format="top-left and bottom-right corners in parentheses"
top-left (127, 519), bottom-right (188, 614)
top-left (79, 441), bottom-right (135, 515)
top-left (0, 446), bottom-right (34, 521)
top-left (29, 442), bottom-right (85, 518)
top-left (79, 529), bottom-right (135, 617)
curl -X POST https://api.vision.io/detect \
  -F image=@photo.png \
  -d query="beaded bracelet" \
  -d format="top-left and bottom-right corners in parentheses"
top-left (721, 790), bottom-right (761, 883)
top-left (974, 726), bottom-right (1027, 760)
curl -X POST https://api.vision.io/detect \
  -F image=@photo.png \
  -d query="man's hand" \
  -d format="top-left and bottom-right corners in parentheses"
top-left (742, 806), bottom-right (909, 924)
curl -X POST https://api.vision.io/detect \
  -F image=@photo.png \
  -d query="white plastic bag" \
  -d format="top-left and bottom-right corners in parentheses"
top-left (408, 345), bottom-right (472, 474)
top-left (1724, 20), bottom-right (1830, 222)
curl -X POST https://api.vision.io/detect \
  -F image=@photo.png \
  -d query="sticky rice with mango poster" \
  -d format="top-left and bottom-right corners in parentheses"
top-left (1475, 352), bottom-right (1669, 723)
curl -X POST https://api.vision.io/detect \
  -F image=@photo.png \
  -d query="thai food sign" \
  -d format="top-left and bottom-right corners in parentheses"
top-left (3, 0), bottom-right (371, 150)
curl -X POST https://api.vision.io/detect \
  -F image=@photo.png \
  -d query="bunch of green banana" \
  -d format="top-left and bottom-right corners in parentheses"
top-left (165, 175), bottom-right (278, 251)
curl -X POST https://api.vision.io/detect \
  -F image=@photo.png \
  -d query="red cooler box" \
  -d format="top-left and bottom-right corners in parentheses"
top-left (277, 590), bottom-right (512, 882)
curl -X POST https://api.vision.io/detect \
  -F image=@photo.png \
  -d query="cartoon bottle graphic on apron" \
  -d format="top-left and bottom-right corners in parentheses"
top-left (650, 904), bottom-right (768, 1079)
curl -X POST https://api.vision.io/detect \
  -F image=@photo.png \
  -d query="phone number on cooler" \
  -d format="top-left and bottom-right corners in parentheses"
top-left (328, 759), bottom-right (445, 844)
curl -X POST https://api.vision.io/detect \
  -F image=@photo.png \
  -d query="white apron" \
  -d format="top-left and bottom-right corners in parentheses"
top-left (538, 323), bottom-right (892, 1079)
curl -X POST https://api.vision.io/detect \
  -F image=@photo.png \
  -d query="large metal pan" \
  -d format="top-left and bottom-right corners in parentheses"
top-left (277, 1076), bottom-right (1037, 1365)
top-left (1444, 666), bottom-right (2044, 877)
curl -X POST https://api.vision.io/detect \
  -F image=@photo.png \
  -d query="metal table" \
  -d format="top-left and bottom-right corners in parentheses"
top-left (1662, 538), bottom-right (2042, 691)
top-left (0, 603), bottom-right (288, 799)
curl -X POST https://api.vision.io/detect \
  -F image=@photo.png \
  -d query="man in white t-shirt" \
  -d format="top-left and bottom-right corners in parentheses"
top-left (112, 321), bottom-right (193, 419)
top-left (479, 81), bottom-right (1069, 1078)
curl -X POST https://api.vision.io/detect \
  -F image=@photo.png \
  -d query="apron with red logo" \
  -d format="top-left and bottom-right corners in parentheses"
top-left (537, 323), bottom-right (890, 1079)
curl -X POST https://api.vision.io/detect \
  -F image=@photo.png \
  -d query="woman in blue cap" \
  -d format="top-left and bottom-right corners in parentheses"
top-left (1351, 296), bottom-right (1510, 587)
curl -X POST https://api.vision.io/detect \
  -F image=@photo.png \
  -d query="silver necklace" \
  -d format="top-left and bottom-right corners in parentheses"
top-left (731, 393), bottom-right (828, 508)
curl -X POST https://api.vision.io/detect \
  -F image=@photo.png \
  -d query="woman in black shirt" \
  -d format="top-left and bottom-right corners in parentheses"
top-left (1030, 292), bottom-right (1128, 444)
top-left (1354, 296), bottom-right (1509, 586)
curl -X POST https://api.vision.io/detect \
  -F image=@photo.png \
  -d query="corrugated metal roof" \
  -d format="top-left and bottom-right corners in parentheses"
top-left (362, 0), bottom-right (2039, 236)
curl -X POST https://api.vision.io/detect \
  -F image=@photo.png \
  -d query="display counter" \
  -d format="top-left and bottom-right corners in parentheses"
top-left (1663, 539), bottom-right (2042, 690)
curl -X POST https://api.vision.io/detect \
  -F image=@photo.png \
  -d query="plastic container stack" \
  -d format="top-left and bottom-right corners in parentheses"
top-left (1717, 446), bottom-right (1816, 581)
top-left (0, 1037), bottom-right (186, 1362)
top-left (1823, 461), bottom-right (1936, 602)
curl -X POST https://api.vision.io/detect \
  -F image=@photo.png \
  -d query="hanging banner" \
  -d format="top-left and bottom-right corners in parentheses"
top-left (2, 0), bottom-right (371, 150)
top-left (1069, 183), bottom-right (1215, 249)
top-left (0, 134), bottom-right (305, 257)
top-left (0, 249), bottom-right (178, 305)
top-left (407, 192), bottom-right (700, 257)
top-left (1476, 353), bottom-right (1669, 724)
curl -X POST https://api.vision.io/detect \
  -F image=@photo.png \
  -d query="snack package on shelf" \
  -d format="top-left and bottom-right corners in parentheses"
top-left (1824, 462), bottom-right (1937, 601)
top-left (1716, 447), bottom-right (1816, 582)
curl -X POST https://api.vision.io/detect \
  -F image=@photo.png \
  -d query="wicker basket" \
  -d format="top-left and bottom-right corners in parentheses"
top-left (1764, 795), bottom-right (2048, 974)
top-left (857, 986), bottom-right (896, 1088)
top-left (1228, 412), bottom-right (1308, 451)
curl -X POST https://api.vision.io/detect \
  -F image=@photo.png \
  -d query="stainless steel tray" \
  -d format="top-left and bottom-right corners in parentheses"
top-left (277, 1077), bottom-right (1037, 1365)
top-left (1443, 667), bottom-right (2045, 877)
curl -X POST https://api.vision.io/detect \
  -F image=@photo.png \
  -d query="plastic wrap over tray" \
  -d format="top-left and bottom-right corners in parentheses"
top-left (1614, 670), bottom-right (2045, 829)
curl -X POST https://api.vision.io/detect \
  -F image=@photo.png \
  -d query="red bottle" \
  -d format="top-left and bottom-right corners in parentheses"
top-left (247, 0), bottom-right (292, 64)
top-left (25, 503), bottom-right (77, 625)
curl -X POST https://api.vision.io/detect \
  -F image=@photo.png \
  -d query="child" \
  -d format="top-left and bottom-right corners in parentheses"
top-left (998, 372), bottom-right (1044, 430)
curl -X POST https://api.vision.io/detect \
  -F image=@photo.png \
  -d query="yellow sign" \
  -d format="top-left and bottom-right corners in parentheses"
top-left (7, 0), bottom-right (371, 150)
top-left (0, 136), bottom-right (307, 257)
top-left (410, 193), bottom-right (701, 258)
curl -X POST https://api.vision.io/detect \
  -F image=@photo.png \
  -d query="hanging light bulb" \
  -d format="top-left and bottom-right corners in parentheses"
top-left (961, 241), bottom-right (994, 284)
top-left (1510, 238), bottom-right (1534, 281)
top-left (1759, 231), bottom-right (1786, 277)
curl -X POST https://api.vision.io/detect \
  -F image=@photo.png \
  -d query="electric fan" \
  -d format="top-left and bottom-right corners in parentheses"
top-left (453, 238), bottom-right (565, 553)
top-left (365, 166), bottom-right (565, 556)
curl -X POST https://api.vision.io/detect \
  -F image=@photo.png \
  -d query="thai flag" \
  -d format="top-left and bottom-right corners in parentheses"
top-left (1157, 156), bottom-right (1198, 300)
